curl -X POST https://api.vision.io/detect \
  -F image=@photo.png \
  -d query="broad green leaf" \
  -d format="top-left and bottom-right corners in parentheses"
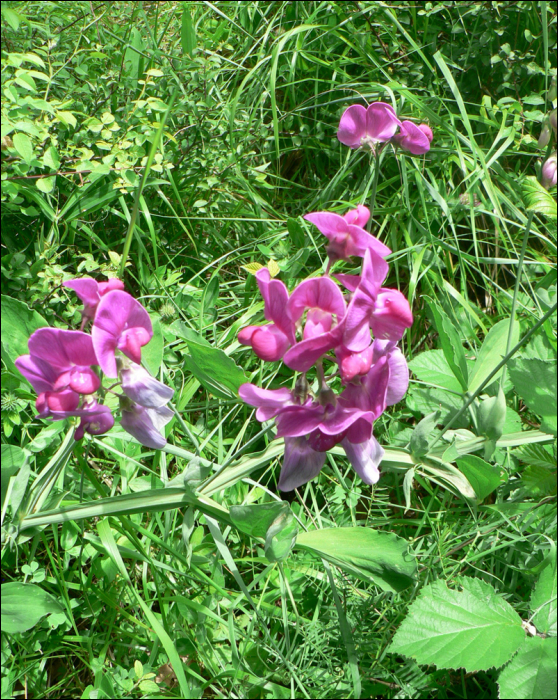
top-left (456, 455), bottom-right (501, 501)
top-left (468, 318), bottom-right (519, 394)
top-left (1, 295), bottom-right (48, 373)
top-left (389, 577), bottom-right (524, 671)
top-left (287, 217), bottom-right (305, 247)
top-left (410, 411), bottom-right (440, 460)
top-left (428, 302), bottom-right (468, 390)
top-left (35, 176), bottom-right (55, 193)
top-left (169, 320), bottom-right (211, 346)
top-left (13, 132), bottom-right (33, 164)
top-left (409, 349), bottom-right (464, 393)
top-left (295, 528), bottom-right (416, 593)
top-left (407, 386), bottom-right (467, 427)
top-left (523, 175), bottom-right (558, 220)
top-left (530, 550), bottom-right (557, 636)
top-left (1, 582), bottom-right (63, 634)
top-left (142, 316), bottom-right (163, 377)
top-left (181, 8), bottom-right (196, 57)
top-left (508, 358), bottom-right (557, 436)
top-left (230, 501), bottom-right (290, 539)
top-left (264, 510), bottom-right (298, 563)
top-left (184, 340), bottom-right (248, 400)
top-left (58, 178), bottom-right (122, 223)
top-left (498, 637), bottom-right (557, 699)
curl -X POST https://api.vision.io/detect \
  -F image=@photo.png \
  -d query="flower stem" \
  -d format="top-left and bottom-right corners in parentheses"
top-left (367, 149), bottom-right (381, 231)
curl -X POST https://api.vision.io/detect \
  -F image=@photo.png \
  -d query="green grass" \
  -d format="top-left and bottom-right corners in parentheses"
top-left (1, 1), bottom-right (556, 698)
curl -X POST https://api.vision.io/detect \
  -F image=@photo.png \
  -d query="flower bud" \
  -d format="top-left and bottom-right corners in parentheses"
top-left (542, 153), bottom-right (557, 189)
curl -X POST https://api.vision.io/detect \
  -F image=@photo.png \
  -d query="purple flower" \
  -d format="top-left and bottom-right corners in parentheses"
top-left (15, 328), bottom-right (101, 417)
top-left (304, 206), bottom-right (391, 261)
top-left (238, 384), bottom-right (295, 421)
top-left (393, 120), bottom-right (432, 155)
top-left (238, 269), bottom-right (295, 362)
top-left (64, 277), bottom-right (125, 328)
top-left (91, 290), bottom-right (153, 378)
top-left (542, 153), bottom-right (557, 189)
top-left (119, 360), bottom-right (174, 408)
top-left (341, 248), bottom-right (413, 352)
top-left (337, 102), bottom-right (401, 149)
top-left (73, 400), bottom-right (115, 440)
top-left (120, 399), bottom-right (173, 449)
top-left (335, 345), bottom-right (374, 383)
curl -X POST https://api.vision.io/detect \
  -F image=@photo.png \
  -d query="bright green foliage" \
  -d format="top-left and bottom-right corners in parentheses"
top-left (296, 528), bottom-right (416, 593)
top-left (456, 454), bottom-right (502, 500)
top-left (508, 357), bottom-right (557, 436)
top-left (1, 582), bottom-right (63, 634)
top-left (468, 318), bottom-right (519, 394)
top-left (389, 578), bottom-right (525, 671)
top-left (530, 550), bottom-right (557, 636)
top-left (498, 637), bottom-right (557, 700)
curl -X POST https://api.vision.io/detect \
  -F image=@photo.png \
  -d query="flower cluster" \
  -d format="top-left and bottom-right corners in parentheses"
top-left (337, 101), bottom-right (433, 155)
top-left (238, 202), bottom-right (412, 491)
top-left (15, 279), bottom-right (173, 449)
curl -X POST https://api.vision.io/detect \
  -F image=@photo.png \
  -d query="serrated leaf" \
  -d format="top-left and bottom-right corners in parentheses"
top-left (468, 318), bottom-right (519, 394)
top-left (241, 262), bottom-right (264, 275)
top-left (508, 358), bottom-right (557, 436)
top-left (389, 577), bottom-right (524, 671)
top-left (267, 259), bottom-right (280, 278)
top-left (530, 549), bottom-right (557, 636)
top-left (295, 527), bottom-right (416, 592)
top-left (523, 175), bottom-right (557, 219)
top-left (498, 637), bottom-right (557, 699)
top-left (522, 465), bottom-right (557, 497)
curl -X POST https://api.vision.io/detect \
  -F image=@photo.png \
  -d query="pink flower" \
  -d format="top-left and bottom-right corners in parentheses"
top-left (304, 206), bottom-right (391, 261)
top-left (119, 360), bottom-right (174, 408)
top-left (335, 345), bottom-right (374, 383)
top-left (337, 102), bottom-right (402, 149)
top-left (238, 384), bottom-right (295, 421)
top-left (341, 249), bottom-right (413, 352)
top-left (91, 290), bottom-right (153, 378)
top-left (238, 269), bottom-right (295, 362)
top-left (120, 400), bottom-right (173, 449)
top-left (73, 400), bottom-right (115, 440)
top-left (64, 277), bottom-right (125, 328)
top-left (393, 120), bottom-right (432, 155)
top-left (542, 153), bottom-right (557, 189)
top-left (15, 328), bottom-right (101, 417)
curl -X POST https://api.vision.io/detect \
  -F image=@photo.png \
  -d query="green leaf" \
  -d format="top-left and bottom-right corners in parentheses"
top-left (264, 509), bottom-right (298, 563)
top-left (1, 295), bottom-right (48, 373)
top-left (287, 217), bottom-right (305, 247)
top-left (514, 443), bottom-right (556, 469)
top-left (522, 465), bottom-right (557, 497)
top-left (409, 349), bottom-right (464, 393)
top-left (455, 455), bottom-right (501, 500)
top-left (58, 178), bottom-right (122, 223)
top-left (389, 577), bottom-right (524, 671)
top-left (530, 550), bottom-right (557, 636)
top-left (183, 340), bottom-right (248, 400)
top-left (498, 637), bottom-right (557, 699)
top-left (523, 176), bottom-right (558, 220)
top-left (230, 501), bottom-right (291, 539)
top-left (1, 444), bottom-right (26, 508)
top-left (410, 411), bottom-right (440, 460)
top-left (428, 302), bottom-right (468, 390)
top-left (295, 528), bottom-right (416, 593)
top-left (508, 358), bottom-right (557, 436)
top-left (181, 8), bottom-right (196, 57)
top-left (468, 318), bottom-right (519, 394)
top-left (142, 316), bottom-right (163, 377)
top-left (12, 132), bottom-right (33, 164)
top-left (35, 176), bottom-right (55, 193)
top-left (1, 582), bottom-right (63, 634)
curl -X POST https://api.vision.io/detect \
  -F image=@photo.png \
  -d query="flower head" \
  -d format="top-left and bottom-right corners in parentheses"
top-left (337, 102), bottom-right (401, 149)
top-left (542, 153), bottom-right (557, 189)
top-left (64, 277), bottom-right (125, 328)
top-left (119, 360), bottom-right (174, 408)
top-left (120, 398), bottom-right (173, 449)
top-left (92, 290), bottom-right (153, 378)
top-left (304, 207), bottom-right (391, 262)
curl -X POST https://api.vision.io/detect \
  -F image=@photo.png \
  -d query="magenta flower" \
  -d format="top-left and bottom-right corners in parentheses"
top-left (238, 269), bottom-right (295, 362)
top-left (341, 248), bottom-right (413, 352)
top-left (16, 328), bottom-right (101, 417)
top-left (120, 400), bottom-right (173, 449)
top-left (337, 102), bottom-right (401, 149)
top-left (64, 277), bottom-right (125, 328)
top-left (238, 384), bottom-right (295, 421)
top-left (335, 344), bottom-right (374, 383)
top-left (394, 120), bottom-right (432, 155)
top-left (92, 290), bottom-right (153, 378)
top-left (119, 361), bottom-right (174, 408)
top-left (542, 153), bottom-right (557, 189)
top-left (304, 206), bottom-right (391, 261)
top-left (73, 401), bottom-right (115, 440)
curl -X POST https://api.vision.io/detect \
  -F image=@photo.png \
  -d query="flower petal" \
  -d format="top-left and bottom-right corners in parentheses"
top-left (371, 340), bottom-right (409, 405)
top-left (343, 205), bottom-right (370, 228)
top-left (121, 362), bottom-right (174, 408)
top-left (337, 104), bottom-right (368, 147)
top-left (303, 211), bottom-right (349, 239)
top-left (344, 225), bottom-right (392, 258)
top-left (342, 436), bottom-right (384, 484)
top-left (63, 278), bottom-right (100, 307)
top-left (303, 309), bottom-right (332, 340)
top-left (288, 277), bottom-right (346, 322)
top-left (275, 404), bottom-right (324, 438)
top-left (256, 269), bottom-right (295, 343)
top-left (396, 120), bottom-right (431, 155)
top-left (239, 383), bottom-right (294, 421)
top-left (278, 436), bottom-right (327, 491)
top-left (366, 102), bottom-right (401, 142)
top-left (68, 366), bottom-right (101, 394)
top-left (121, 403), bottom-right (168, 449)
top-left (15, 354), bottom-right (59, 393)
top-left (251, 325), bottom-right (290, 362)
top-left (370, 289), bottom-right (413, 341)
top-left (27, 328), bottom-right (98, 370)
top-left (283, 326), bottom-right (343, 372)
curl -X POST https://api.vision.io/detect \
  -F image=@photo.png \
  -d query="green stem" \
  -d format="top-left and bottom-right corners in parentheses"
top-left (501, 211), bottom-right (534, 389)
top-left (430, 300), bottom-right (557, 450)
top-left (366, 149), bottom-right (381, 230)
